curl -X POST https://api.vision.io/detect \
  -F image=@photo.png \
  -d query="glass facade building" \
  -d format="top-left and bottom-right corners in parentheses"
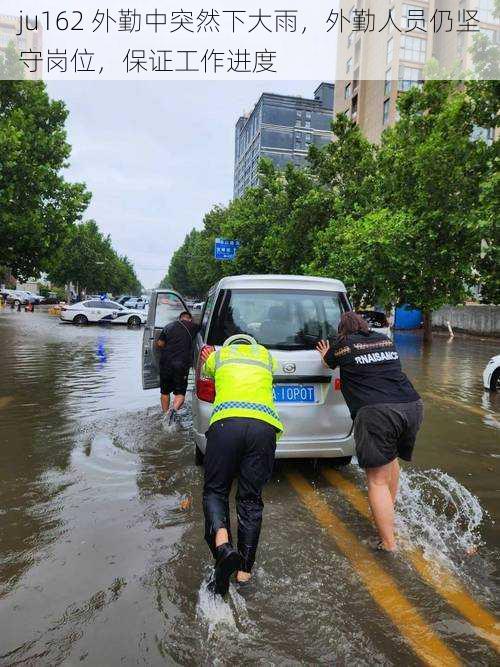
top-left (233, 83), bottom-right (335, 198)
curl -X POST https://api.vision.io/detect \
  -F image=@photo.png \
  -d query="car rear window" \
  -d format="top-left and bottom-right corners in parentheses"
top-left (207, 289), bottom-right (347, 350)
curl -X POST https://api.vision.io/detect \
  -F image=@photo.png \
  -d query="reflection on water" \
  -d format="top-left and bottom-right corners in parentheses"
top-left (0, 309), bottom-right (498, 665)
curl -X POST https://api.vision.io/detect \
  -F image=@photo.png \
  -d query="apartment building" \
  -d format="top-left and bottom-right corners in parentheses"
top-left (0, 14), bottom-right (42, 80)
top-left (334, 0), bottom-right (499, 143)
top-left (234, 83), bottom-right (335, 198)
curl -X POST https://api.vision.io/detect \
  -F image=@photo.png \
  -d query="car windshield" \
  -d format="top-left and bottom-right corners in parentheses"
top-left (208, 289), bottom-right (346, 350)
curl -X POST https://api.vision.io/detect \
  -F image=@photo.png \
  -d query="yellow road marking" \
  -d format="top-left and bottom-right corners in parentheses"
top-left (0, 396), bottom-right (14, 410)
top-left (288, 472), bottom-right (461, 667)
top-left (323, 468), bottom-right (500, 654)
top-left (423, 391), bottom-right (498, 419)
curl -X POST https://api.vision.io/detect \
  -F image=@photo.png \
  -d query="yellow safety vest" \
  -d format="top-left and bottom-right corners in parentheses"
top-left (203, 342), bottom-right (284, 436)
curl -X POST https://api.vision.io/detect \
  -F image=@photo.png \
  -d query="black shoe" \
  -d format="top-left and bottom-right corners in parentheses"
top-left (213, 544), bottom-right (241, 597)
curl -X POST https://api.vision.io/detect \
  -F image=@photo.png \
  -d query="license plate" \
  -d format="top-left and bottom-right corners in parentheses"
top-left (273, 385), bottom-right (316, 403)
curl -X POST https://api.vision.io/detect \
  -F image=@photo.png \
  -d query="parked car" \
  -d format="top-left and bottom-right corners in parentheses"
top-left (123, 297), bottom-right (148, 310)
top-left (60, 299), bottom-right (147, 326)
top-left (483, 355), bottom-right (500, 391)
top-left (191, 301), bottom-right (205, 312)
top-left (143, 276), bottom-right (355, 465)
top-left (357, 310), bottom-right (391, 337)
top-left (5, 290), bottom-right (44, 305)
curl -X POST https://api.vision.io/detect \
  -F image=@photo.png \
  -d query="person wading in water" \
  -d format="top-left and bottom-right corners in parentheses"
top-left (317, 312), bottom-right (423, 552)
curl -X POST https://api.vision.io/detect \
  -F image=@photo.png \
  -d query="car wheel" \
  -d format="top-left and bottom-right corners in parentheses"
top-left (195, 445), bottom-right (204, 466)
top-left (490, 368), bottom-right (500, 392)
top-left (330, 456), bottom-right (352, 467)
top-left (73, 314), bottom-right (88, 325)
top-left (128, 315), bottom-right (141, 327)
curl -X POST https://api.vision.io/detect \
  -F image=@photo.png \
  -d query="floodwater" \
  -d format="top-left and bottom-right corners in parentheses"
top-left (0, 308), bottom-right (498, 666)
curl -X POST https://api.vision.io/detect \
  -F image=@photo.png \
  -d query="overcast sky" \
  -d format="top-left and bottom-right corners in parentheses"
top-left (48, 81), bottom-right (323, 288)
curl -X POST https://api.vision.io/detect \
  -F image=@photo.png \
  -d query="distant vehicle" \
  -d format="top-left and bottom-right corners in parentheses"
top-left (4, 290), bottom-right (44, 305)
top-left (123, 297), bottom-right (148, 310)
top-left (357, 310), bottom-right (391, 337)
top-left (117, 295), bottom-right (133, 305)
top-left (191, 301), bottom-right (204, 311)
top-left (483, 355), bottom-right (500, 391)
top-left (60, 299), bottom-right (147, 326)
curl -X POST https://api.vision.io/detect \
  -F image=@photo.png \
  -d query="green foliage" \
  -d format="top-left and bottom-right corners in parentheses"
top-left (0, 41), bottom-right (24, 80)
top-left (158, 276), bottom-right (172, 289)
top-left (371, 80), bottom-right (495, 313)
top-left (165, 80), bottom-right (498, 314)
top-left (38, 284), bottom-right (51, 297)
top-left (0, 79), bottom-right (91, 280)
top-left (48, 220), bottom-right (141, 295)
top-left (309, 210), bottom-right (416, 309)
top-left (166, 219), bottom-right (224, 297)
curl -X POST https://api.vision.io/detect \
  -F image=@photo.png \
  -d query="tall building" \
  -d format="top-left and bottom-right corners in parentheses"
top-left (334, 0), bottom-right (499, 143)
top-left (234, 83), bottom-right (335, 198)
top-left (0, 14), bottom-right (42, 80)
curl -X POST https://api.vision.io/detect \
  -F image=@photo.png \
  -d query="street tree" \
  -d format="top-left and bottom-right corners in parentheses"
top-left (48, 220), bottom-right (141, 297)
top-left (0, 78), bottom-right (90, 280)
top-left (308, 210), bottom-right (417, 309)
top-left (0, 40), bottom-right (24, 80)
top-left (377, 79), bottom-right (496, 339)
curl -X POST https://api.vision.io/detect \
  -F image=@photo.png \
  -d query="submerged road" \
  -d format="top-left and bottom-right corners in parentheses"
top-left (0, 309), bottom-right (498, 665)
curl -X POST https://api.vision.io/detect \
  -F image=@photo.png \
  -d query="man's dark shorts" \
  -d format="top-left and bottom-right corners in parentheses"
top-left (354, 399), bottom-right (424, 469)
top-left (160, 363), bottom-right (189, 396)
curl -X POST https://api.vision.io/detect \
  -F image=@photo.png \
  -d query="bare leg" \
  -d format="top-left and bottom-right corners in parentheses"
top-left (236, 571), bottom-right (251, 582)
top-left (388, 458), bottom-right (400, 503)
top-left (215, 528), bottom-right (229, 547)
top-left (172, 394), bottom-right (185, 411)
top-left (160, 393), bottom-right (170, 413)
top-left (366, 462), bottom-right (397, 551)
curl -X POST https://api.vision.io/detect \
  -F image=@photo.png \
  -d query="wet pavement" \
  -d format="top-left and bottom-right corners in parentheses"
top-left (0, 308), bottom-right (498, 666)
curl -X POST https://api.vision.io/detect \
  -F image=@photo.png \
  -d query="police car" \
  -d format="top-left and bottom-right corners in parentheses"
top-left (60, 299), bottom-right (147, 326)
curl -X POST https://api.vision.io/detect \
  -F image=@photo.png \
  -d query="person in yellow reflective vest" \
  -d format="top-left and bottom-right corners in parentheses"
top-left (200, 334), bottom-right (283, 597)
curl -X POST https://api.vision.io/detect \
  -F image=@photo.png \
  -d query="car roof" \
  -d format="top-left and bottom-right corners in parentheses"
top-left (213, 274), bottom-right (347, 292)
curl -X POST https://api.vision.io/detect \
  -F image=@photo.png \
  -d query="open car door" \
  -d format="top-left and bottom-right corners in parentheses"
top-left (142, 289), bottom-right (189, 390)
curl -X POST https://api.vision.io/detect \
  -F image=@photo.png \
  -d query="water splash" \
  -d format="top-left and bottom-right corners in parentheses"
top-left (395, 468), bottom-right (486, 569)
top-left (196, 579), bottom-right (238, 639)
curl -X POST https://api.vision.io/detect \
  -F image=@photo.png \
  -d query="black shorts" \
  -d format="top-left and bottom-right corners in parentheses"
top-left (160, 364), bottom-right (189, 396)
top-left (354, 399), bottom-right (424, 469)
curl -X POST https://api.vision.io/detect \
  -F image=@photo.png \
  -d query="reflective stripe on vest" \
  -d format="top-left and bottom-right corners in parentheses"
top-left (212, 401), bottom-right (280, 421)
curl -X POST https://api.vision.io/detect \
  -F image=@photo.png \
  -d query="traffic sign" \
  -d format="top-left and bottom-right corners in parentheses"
top-left (214, 238), bottom-right (240, 260)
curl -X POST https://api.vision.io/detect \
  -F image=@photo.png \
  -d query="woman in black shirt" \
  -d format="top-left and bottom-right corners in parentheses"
top-left (317, 312), bottom-right (423, 552)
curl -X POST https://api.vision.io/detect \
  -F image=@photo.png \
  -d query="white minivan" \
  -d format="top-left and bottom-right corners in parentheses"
top-left (191, 275), bottom-right (354, 464)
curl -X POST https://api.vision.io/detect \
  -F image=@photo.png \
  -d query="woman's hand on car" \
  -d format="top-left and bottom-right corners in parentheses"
top-left (316, 339), bottom-right (330, 359)
top-left (200, 346), bottom-right (214, 364)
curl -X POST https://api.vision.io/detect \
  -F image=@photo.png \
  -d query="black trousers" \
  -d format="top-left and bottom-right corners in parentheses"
top-left (203, 417), bottom-right (277, 573)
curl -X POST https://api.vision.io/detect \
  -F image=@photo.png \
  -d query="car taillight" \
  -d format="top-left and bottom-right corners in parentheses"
top-left (196, 377), bottom-right (215, 403)
top-left (196, 345), bottom-right (216, 403)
